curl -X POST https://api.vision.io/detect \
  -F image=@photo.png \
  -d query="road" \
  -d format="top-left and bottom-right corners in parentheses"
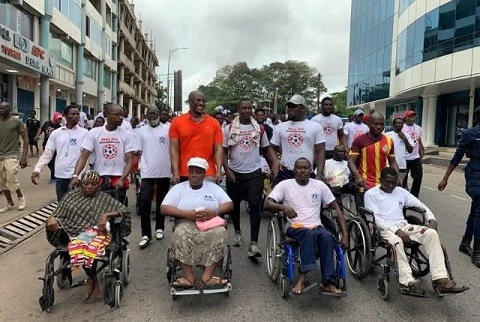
top-left (0, 165), bottom-right (477, 322)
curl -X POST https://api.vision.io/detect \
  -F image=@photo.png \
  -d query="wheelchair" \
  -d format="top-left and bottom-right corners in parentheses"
top-left (346, 206), bottom-right (456, 300)
top-left (166, 216), bottom-right (232, 299)
top-left (38, 216), bottom-right (131, 311)
top-left (265, 207), bottom-right (347, 298)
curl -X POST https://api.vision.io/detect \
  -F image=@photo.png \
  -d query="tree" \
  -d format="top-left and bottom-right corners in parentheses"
top-left (330, 89), bottom-right (349, 116)
top-left (154, 80), bottom-right (167, 109)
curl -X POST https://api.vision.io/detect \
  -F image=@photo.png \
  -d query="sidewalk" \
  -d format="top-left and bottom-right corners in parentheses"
top-left (0, 155), bottom-right (56, 226)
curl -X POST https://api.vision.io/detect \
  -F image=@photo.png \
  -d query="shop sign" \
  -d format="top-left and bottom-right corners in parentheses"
top-left (17, 75), bottom-right (38, 91)
top-left (0, 23), bottom-right (56, 77)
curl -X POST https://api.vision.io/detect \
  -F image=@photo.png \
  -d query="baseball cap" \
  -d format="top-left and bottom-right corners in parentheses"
top-left (404, 110), bottom-right (416, 117)
top-left (286, 94), bottom-right (307, 106)
top-left (187, 157), bottom-right (209, 171)
top-left (353, 109), bottom-right (364, 116)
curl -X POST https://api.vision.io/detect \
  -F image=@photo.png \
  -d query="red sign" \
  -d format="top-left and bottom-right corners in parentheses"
top-left (1, 45), bottom-right (21, 60)
top-left (17, 75), bottom-right (38, 91)
top-left (31, 45), bottom-right (45, 59)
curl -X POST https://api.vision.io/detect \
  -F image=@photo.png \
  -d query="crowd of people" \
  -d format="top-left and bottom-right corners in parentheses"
top-left (0, 89), bottom-right (476, 298)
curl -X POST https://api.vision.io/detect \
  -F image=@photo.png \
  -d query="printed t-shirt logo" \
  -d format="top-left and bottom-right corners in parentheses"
top-left (240, 135), bottom-right (253, 150)
top-left (323, 123), bottom-right (334, 136)
top-left (204, 194), bottom-right (215, 201)
top-left (100, 137), bottom-right (120, 160)
top-left (311, 193), bottom-right (321, 202)
top-left (159, 136), bottom-right (166, 144)
top-left (287, 132), bottom-right (304, 148)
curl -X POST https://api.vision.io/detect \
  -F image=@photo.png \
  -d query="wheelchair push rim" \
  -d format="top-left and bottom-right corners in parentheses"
top-left (346, 219), bottom-right (372, 279)
top-left (266, 216), bottom-right (282, 282)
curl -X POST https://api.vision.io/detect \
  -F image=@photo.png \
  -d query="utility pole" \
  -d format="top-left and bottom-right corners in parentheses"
top-left (316, 73), bottom-right (321, 113)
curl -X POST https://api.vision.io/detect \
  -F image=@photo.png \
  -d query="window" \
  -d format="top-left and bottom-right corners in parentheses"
top-left (103, 68), bottom-right (111, 89)
top-left (50, 35), bottom-right (73, 69)
top-left (18, 10), bottom-right (33, 40)
top-left (86, 16), bottom-right (90, 37)
top-left (84, 56), bottom-right (97, 80)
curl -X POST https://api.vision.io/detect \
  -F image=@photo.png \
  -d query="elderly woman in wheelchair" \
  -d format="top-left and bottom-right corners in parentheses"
top-left (264, 157), bottom-right (349, 296)
top-left (362, 167), bottom-right (468, 297)
top-left (160, 157), bottom-right (233, 291)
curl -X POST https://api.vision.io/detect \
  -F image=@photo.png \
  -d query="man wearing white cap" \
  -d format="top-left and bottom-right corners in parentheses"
top-left (271, 94), bottom-right (326, 182)
top-left (343, 109), bottom-right (369, 149)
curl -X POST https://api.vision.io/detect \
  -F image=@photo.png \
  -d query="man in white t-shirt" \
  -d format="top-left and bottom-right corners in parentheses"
top-left (402, 111), bottom-right (425, 197)
top-left (32, 105), bottom-right (88, 201)
top-left (386, 117), bottom-right (414, 184)
top-left (223, 98), bottom-right (279, 256)
top-left (271, 94), bottom-right (326, 182)
top-left (364, 167), bottom-right (468, 295)
top-left (78, 110), bottom-right (87, 128)
top-left (135, 107), bottom-right (172, 249)
top-left (71, 104), bottom-right (134, 203)
top-left (322, 145), bottom-right (356, 204)
top-left (311, 97), bottom-right (347, 159)
top-left (343, 109), bottom-right (369, 149)
top-left (265, 157), bottom-right (348, 295)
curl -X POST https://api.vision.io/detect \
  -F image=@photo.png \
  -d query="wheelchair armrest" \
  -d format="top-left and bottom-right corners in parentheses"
top-left (358, 207), bottom-right (376, 226)
top-left (274, 211), bottom-right (285, 219)
top-left (405, 206), bottom-right (426, 214)
top-left (109, 216), bottom-right (123, 225)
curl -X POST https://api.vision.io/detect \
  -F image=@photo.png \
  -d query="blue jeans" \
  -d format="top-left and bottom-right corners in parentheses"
top-left (286, 226), bottom-right (336, 284)
top-left (55, 178), bottom-right (71, 201)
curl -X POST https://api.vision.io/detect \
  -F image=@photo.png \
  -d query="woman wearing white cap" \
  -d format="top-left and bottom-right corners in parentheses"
top-left (161, 157), bottom-right (233, 287)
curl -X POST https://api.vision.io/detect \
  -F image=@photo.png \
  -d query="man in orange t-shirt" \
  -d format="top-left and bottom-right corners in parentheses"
top-left (169, 90), bottom-right (224, 184)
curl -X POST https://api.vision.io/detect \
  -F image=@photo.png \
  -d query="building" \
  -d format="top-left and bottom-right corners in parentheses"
top-left (117, 0), bottom-right (158, 119)
top-left (347, 0), bottom-right (480, 147)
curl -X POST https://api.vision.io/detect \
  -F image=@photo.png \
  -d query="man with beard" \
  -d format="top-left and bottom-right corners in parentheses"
top-left (70, 104), bottom-right (134, 203)
top-left (135, 107), bottom-right (171, 249)
top-left (311, 97), bottom-right (347, 158)
top-left (32, 105), bottom-right (88, 201)
top-left (169, 90), bottom-right (223, 184)
top-left (270, 94), bottom-right (326, 183)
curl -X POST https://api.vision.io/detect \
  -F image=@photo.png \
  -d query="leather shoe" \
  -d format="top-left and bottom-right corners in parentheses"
top-left (471, 240), bottom-right (480, 268)
top-left (459, 241), bottom-right (472, 257)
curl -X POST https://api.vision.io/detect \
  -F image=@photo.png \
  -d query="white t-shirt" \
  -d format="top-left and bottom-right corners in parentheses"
top-left (44, 125), bottom-right (88, 178)
top-left (311, 114), bottom-right (343, 151)
top-left (82, 126), bottom-right (135, 176)
top-left (86, 119), bottom-right (95, 129)
top-left (78, 111), bottom-right (87, 128)
top-left (271, 120), bottom-right (325, 171)
top-left (385, 131), bottom-right (414, 170)
top-left (402, 124), bottom-right (422, 160)
top-left (323, 159), bottom-right (350, 188)
top-left (343, 122), bottom-right (369, 149)
top-left (135, 123), bottom-right (171, 178)
top-left (162, 181), bottom-right (232, 211)
top-left (268, 179), bottom-right (335, 228)
top-left (223, 124), bottom-right (269, 173)
top-left (261, 156), bottom-right (270, 174)
top-left (364, 186), bottom-right (435, 233)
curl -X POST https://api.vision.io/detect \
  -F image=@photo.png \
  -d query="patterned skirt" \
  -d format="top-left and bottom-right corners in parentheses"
top-left (170, 219), bottom-right (226, 267)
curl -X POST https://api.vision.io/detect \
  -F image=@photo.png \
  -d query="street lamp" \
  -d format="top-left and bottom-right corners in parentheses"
top-left (166, 47), bottom-right (188, 111)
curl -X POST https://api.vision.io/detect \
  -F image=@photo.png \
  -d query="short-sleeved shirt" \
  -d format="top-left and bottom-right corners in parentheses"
top-left (223, 124), bottom-right (269, 173)
top-left (344, 122), bottom-right (369, 149)
top-left (26, 118), bottom-right (40, 137)
top-left (349, 133), bottom-right (395, 190)
top-left (135, 123), bottom-right (171, 179)
top-left (162, 181), bottom-right (231, 211)
top-left (169, 113), bottom-right (223, 177)
top-left (42, 121), bottom-right (61, 147)
top-left (0, 117), bottom-right (25, 158)
top-left (323, 159), bottom-right (350, 188)
top-left (268, 179), bottom-right (335, 229)
top-left (385, 131), bottom-right (414, 170)
top-left (270, 120), bottom-right (325, 171)
top-left (311, 114), bottom-right (343, 151)
top-left (402, 124), bottom-right (422, 160)
top-left (82, 126), bottom-right (135, 176)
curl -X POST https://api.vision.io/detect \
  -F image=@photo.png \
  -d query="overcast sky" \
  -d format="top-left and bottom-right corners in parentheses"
top-left (133, 0), bottom-right (352, 107)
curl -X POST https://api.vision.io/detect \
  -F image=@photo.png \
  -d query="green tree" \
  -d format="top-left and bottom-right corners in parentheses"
top-left (154, 80), bottom-right (167, 109)
top-left (330, 89), bottom-right (348, 116)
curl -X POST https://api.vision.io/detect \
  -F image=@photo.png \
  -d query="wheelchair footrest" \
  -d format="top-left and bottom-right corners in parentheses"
top-left (170, 283), bottom-right (232, 296)
top-left (398, 287), bottom-right (428, 298)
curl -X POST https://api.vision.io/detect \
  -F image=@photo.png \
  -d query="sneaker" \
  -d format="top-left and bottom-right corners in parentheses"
top-left (248, 242), bottom-right (262, 258)
top-left (155, 229), bottom-right (164, 240)
top-left (0, 205), bottom-right (15, 213)
top-left (232, 231), bottom-right (242, 247)
top-left (138, 236), bottom-right (150, 249)
top-left (17, 197), bottom-right (26, 210)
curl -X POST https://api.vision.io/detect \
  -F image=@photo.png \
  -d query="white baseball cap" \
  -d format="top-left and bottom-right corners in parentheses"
top-left (353, 109), bottom-right (364, 116)
top-left (286, 94), bottom-right (307, 106)
top-left (187, 157), bottom-right (209, 171)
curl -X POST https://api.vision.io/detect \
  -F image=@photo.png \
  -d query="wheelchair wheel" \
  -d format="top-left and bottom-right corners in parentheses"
top-left (114, 281), bottom-right (123, 308)
top-left (341, 194), bottom-right (357, 216)
top-left (166, 249), bottom-right (177, 283)
top-left (120, 249), bottom-right (130, 285)
top-left (346, 218), bottom-right (372, 279)
top-left (377, 275), bottom-right (389, 300)
top-left (280, 276), bottom-right (291, 299)
top-left (56, 269), bottom-right (71, 289)
top-left (406, 245), bottom-right (430, 278)
top-left (135, 191), bottom-right (140, 216)
top-left (102, 270), bottom-right (115, 307)
top-left (223, 245), bottom-right (232, 280)
top-left (266, 216), bottom-right (283, 282)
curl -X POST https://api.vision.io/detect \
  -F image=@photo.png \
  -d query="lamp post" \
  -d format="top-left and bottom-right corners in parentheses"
top-left (166, 47), bottom-right (188, 111)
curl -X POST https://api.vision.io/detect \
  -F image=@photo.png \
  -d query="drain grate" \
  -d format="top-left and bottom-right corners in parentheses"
top-left (0, 202), bottom-right (58, 255)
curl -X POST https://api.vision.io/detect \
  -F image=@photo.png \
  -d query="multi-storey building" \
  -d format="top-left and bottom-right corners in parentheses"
top-left (117, 0), bottom-right (158, 118)
top-left (347, 0), bottom-right (480, 147)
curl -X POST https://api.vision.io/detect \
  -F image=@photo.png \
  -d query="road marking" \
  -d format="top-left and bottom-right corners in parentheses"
top-left (449, 194), bottom-right (467, 201)
top-left (424, 186), bottom-right (435, 191)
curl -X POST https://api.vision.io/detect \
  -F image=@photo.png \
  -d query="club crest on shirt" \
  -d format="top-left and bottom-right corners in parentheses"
top-left (69, 138), bottom-right (77, 146)
top-left (102, 143), bottom-right (118, 160)
top-left (287, 133), bottom-right (304, 148)
top-left (382, 145), bottom-right (390, 154)
top-left (240, 135), bottom-right (253, 150)
top-left (204, 194), bottom-right (215, 202)
top-left (311, 193), bottom-right (321, 202)
top-left (158, 136), bottom-right (166, 144)
top-left (323, 124), bottom-right (334, 136)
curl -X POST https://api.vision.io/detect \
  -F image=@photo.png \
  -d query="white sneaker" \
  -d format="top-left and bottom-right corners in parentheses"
top-left (17, 197), bottom-right (26, 210)
top-left (155, 229), bottom-right (164, 240)
top-left (0, 205), bottom-right (15, 213)
top-left (138, 236), bottom-right (150, 249)
top-left (232, 231), bottom-right (242, 247)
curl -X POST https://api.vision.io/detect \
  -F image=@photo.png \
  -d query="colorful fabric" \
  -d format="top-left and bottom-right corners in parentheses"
top-left (67, 227), bottom-right (111, 268)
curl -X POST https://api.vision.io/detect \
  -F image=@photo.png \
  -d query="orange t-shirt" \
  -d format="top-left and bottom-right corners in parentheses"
top-left (169, 113), bottom-right (223, 176)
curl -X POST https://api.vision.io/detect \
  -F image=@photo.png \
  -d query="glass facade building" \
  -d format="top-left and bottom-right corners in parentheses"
top-left (347, 0), bottom-right (395, 106)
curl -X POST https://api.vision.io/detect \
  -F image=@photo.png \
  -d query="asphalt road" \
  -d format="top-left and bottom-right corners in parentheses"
top-left (0, 165), bottom-right (477, 322)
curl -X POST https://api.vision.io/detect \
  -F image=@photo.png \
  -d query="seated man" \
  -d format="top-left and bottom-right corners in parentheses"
top-left (264, 157), bottom-right (349, 295)
top-left (364, 167), bottom-right (468, 294)
top-left (45, 170), bottom-right (131, 302)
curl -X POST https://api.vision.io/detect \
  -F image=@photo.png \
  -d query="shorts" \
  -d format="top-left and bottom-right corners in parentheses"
top-left (28, 135), bottom-right (37, 145)
top-left (0, 158), bottom-right (20, 191)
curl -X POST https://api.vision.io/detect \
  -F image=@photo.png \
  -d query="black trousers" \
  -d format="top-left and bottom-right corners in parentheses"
top-left (139, 178), bottom-right (170, 238)
top-left (226, 169), bottom-right (263, 242)
top-left (403, 158), bottom-right (423, 197)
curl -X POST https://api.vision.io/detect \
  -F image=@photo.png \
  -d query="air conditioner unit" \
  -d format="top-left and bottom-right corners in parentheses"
top-left (10, 0), bottom-right (23, 5)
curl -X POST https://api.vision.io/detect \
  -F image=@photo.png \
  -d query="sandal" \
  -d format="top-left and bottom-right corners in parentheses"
top-left (434, 280), bottom-right (469, 294)
top-left (319, 284), bottom-right (347, 297)
top-left (172, 277), bottom-right (195, 289)
top-left (201, 276), bottom-right (228, 289)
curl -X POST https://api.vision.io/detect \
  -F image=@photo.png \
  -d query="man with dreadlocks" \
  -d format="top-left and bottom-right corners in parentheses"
top-left (46, 170), bottom-right (131, 302)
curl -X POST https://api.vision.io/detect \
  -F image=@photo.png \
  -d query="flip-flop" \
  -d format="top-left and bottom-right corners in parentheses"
top-left (434, 280), bottom-right (469, 294)
top-left (172, 277), bottom-right (195, 289)
top-left (201, 276), bottom-right (228, 289)
top-left (319, 285), bottom-right (347, 297)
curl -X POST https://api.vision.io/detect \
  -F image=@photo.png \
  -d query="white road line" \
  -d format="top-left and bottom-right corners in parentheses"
top-left (423, 186), bottom-right (435, 191)
top-left (449, 194), bottom-right (467, 201)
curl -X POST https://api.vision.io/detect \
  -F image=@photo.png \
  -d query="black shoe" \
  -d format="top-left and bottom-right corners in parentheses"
top-left (471, 239), bottom-right (480, 268)
top-left (459, 242), bottom-right (472, 257)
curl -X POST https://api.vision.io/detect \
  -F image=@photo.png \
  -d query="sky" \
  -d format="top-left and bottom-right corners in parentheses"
top-left (133, 0), bottom-right (352, 108)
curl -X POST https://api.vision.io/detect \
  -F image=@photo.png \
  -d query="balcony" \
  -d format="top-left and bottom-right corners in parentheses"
top-left (119, 52), bottom-right (135, 73)
top-left (118, 80), bottom-right (135, 97)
